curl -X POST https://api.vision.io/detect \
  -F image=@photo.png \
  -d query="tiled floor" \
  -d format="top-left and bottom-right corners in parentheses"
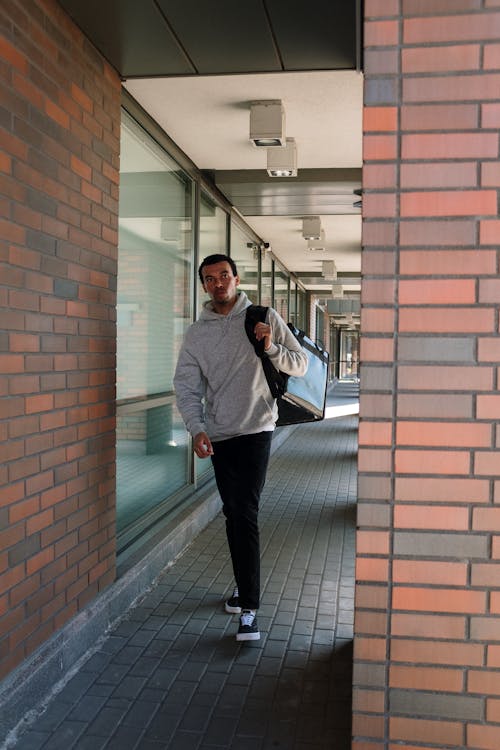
top-left (10, 382), bottom-right (358, 750)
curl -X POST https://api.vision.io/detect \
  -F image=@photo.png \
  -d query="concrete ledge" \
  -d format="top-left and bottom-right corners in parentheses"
top-left (0, 423), bottom-right (298, 746)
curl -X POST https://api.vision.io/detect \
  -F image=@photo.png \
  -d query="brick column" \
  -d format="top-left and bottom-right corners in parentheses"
top-left (0, 0), bottom-right (120, 680)
top-left (355, 1), bottom-right (500, 748)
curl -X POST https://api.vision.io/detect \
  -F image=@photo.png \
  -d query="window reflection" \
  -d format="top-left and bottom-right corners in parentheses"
top-left (230, 223), bottom-right (259, 304)
top-left (116, 111), bottom-right (193, 541)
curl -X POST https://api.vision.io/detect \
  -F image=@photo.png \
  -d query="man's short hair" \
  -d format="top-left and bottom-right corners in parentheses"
top-left (198, 254), bottom-right (238, 283)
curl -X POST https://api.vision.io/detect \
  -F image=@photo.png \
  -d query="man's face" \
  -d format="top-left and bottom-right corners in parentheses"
top-left (201, 261), bottom-right (240, 309)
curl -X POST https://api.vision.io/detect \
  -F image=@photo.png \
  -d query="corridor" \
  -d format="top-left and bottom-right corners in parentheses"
top-left (9, 383), bottom-right (358, 750)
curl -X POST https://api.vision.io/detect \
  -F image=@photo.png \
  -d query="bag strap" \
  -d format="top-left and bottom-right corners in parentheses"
top-left (245, 305), bottom-right (288, 399)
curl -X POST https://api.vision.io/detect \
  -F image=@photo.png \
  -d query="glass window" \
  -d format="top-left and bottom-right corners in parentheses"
top-left (195, 195), bottom-right (229, 483)
top-left (289, 282), bottom-right (297, 326)
top-left (261, 251), bottom-right (273, 308)
top-left (274, 267), bottom-right (289, 322)
top-left (116, 111), bottom-right (193, 540)
top-left (199, 192), bottom-right (228, 257)
top-left (297, 289), bottom-right (307, 331)
top-left (230, 222), bottom-right (258, 304)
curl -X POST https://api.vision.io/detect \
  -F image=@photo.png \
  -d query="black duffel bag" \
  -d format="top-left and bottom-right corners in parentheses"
top-left (245, 305), bottom-right (329, 426)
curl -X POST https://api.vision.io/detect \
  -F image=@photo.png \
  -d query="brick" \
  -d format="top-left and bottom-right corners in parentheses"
top-left (404, 0), bottom-right (482, 10)
top-left (391, 638), bottom-right (484, 667)
top-left (356, 584), bottom-right (389, 611)
top-left (359, 422), bottom-right (392, 446)
top-left (355, 636), bottom-right (387, 662)
top-left (397, 365), bottom-right (493, 390)
top-left (486, 698), bottom-right (500, 722)
top-left (469, 670), bottom-right (500, 696)
top-left (472, 564), bottom-right (500, 588)
top-left (360, 366), bottom-right (394, 391)
top-left (474, 455), bottom-right (500, 478)
top-left (479, 278), bottom-right (500, 302)
top-left (360, 393), bottom-right (393, 418)
top-left (482, 105), bottom-right (500, 128)
top-left (356, 558), bottom-right (390, 583)
top-left (364, 135), bottom-right (398, 161)
top-left (399, 249), bottom-right (496, 276)
top-left (358, 503), bottom-right (391, 529)
top-left (477, 395), bottom-right (500, 418)
top-left (399, 279), bottom-right (475, 304)
top-left (401, 161), bottom-right (478, 189)
top-left (355, 610), bottom-right (388, 636)
top-left (353, 688), bottom-right (385, 714)
top-left (398, 336), bottom-right (474, 363)
top-left (393, 560), bottom-right (467, 586)
top-left (365, 19), bottom-right (399, 45)
top-left (389, 665), bottom-right (463, 692)
top-left (358, 448), bottom-right (392, 473)
top-left (390, 689), bottom-right (482, 721)
top-left (401, 191), bottom-right (496, 218)
top-left (490, 593), bottom-right (500, 615)
top-left (363, 165), bottom-right (398, 191)
top-left (364, 106), bottom-right (398, 132)
top-left (357, 476), bottom-right (392, 501)
top-left (397, 394), bottom-right (473, 419)
top-left (471, 617), bottom-right (500, 643)
top-left (25, 393), bottom-right (55, 414)
top-left (468, 723), bottom-right (500, 750)
top-left (394, 504), bottom-right (469, 532)
top-left (357, 531), bottom-right (390, 555)
top-left (392, 588), bottom-right (486, 616)
top-left (401, 103), bottom-right (478, 131)
top-left (402, 44), bottom-right (480, 73)
top-left (391, 613), bottom-right (466, 640)
top-left (390, 717), bottom-right (463, 746)
top-left (477, 337), bottom-right (500, 362)
top-left (402, 133), bottom-right (498, 160)
top-left (393, 531), bottom-right (488, 558)
top-left (397, 420), bottom-right (490, 448)
top-left (400, 219), bottom-right (475, 247)
top-left (361, 308), bottom-right (395, 334)
top-left (9, 333), bottom-right (40, 352)
top-left (407, 71), bottom-right (500, 103)
top-left (362, 279), bottom-right (395, 304)
top-left (363, 221), bottom-right (397, 247)
top-left (404, 12), bottom-right (500, 44)
top-left (395, 449), bottom-right (470, 475)
top-left (488, 646), bottom-right (500, 668)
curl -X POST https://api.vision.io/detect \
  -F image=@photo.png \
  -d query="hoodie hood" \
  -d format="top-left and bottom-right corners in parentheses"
top-left (199, 290), bottom-right (252, 321)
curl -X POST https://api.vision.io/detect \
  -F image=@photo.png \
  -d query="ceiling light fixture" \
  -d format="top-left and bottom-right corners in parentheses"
top-left (267, 138), bottom-right (297, 177)
top-left (322, 260), bottom-right (337, 280)
top-left (307, 229), bottom-right (326, 251)
top-left (302, 216), bottom-right (321, 240)
top-left (250, 100), bottom-right (286, 147)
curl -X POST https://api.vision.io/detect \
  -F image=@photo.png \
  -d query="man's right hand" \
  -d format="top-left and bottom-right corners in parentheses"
top-left (193, 432), bottom-right (214, 458)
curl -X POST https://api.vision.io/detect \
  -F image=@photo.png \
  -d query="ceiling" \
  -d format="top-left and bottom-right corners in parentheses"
top-left (58, 0), bottom-right (363, 299)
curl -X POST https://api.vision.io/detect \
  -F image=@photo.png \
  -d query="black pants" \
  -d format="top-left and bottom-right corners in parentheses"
top-left (211, 431), bottom-right (273, 611)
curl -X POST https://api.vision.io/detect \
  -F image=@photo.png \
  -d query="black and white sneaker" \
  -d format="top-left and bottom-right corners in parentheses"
top-left (225, 587), bottom-right (241, 614)
top-left (236, 610), bottom-right (260, 641)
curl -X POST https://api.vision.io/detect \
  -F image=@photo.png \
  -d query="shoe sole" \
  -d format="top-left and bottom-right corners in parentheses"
top-left (236, 631), bottom-right (260, 641)
top-left (225, 603), bottom-right (242, 614)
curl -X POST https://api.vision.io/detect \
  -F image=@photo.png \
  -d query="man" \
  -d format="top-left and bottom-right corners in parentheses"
top-left (174, 254), bottom-right (308, 641)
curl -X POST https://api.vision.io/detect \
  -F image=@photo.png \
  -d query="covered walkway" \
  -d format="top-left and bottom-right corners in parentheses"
top-left (9, 383), bottom-right (358, 750)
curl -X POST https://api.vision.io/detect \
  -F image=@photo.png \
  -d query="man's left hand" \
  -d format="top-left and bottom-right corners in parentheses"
top-left (254, 322), bottom-right (272, 352)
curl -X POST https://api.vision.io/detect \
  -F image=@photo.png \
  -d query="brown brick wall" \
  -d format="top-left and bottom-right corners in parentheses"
top-left (356, 1), bottom-right (500, 748)
top-left (0, 0), bottom-right (120, 680)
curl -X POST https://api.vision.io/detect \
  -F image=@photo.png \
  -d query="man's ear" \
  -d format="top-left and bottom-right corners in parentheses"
top-left (235, 275), bottom-right (240, 286)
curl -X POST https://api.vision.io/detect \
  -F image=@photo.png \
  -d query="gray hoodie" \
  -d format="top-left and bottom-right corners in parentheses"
top-left (174, 291), bottom-right (308, 442)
